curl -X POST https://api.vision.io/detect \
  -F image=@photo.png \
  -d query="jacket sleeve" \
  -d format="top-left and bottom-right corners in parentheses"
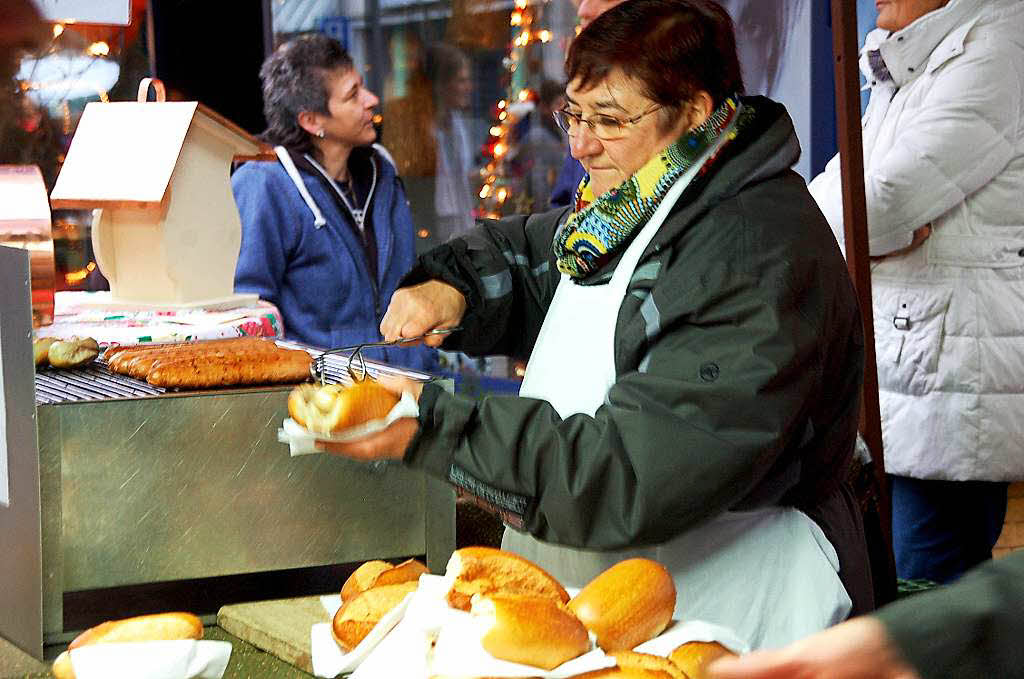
top-left (401, 209), bottom-right (565, 360)
top-left (810, 37), bottom-right (1023, 256)
top-left (877, 550), bottom-right (1024, 678)
top-left (405, 227), bottom-right (830, 549)
top-left (232, 164), bottom-right (292, 307)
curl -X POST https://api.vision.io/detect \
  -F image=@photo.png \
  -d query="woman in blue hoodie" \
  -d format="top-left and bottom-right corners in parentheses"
top-left (233, 33), bottom-right (436, 373)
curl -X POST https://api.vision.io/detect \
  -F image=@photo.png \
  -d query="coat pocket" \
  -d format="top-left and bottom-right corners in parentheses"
top-left (873, 285), bottom-right (953, 396)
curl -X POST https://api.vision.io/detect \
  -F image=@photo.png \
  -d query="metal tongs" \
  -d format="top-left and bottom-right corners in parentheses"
top-left (311, 327), bottom-right (461, 384)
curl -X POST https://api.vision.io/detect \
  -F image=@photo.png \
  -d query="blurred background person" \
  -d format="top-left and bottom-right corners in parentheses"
top-left (380, 32), bottom-right (436, 249)
top-left (808, 0), bottom-right (1024, 585)
top-left (233, 33), bottom-right (436, 373)
top-left (509, 79), bottom-right (568, 212)
top-left (425, 42), bottom-right (478, 246)
top-left (718, 0), bottom-right (804, 96)
top-left (709, 549), bottom-right (1024, 679)
top-left (381, 40), bottom-right (479, 253)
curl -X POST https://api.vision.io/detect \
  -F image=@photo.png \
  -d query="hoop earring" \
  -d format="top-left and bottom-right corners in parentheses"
top-left (316, 129), bottom-right (325, 139)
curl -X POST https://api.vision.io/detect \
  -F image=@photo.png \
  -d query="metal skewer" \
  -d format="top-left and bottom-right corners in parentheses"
top-left (311, 327), bottom-right (461, 384)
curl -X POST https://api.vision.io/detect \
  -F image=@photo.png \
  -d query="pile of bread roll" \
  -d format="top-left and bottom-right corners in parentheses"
top-left (51, 612), bottom-right (203, 679)
top-left (103, 338), bottom-right (312, 389)
top-left (333, 546), bottom-right (737, 677)
top-left (34, 336), bottom-right (99, 369)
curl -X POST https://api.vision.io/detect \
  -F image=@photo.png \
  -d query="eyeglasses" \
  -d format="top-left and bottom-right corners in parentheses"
top-left (552, 104), bottom-right (662, 140)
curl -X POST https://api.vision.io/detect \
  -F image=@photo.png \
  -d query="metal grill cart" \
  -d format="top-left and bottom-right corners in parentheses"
top-left (32, 346), bottom-right (454, 645)
top-left (1, 249), bottom-right (454, 661)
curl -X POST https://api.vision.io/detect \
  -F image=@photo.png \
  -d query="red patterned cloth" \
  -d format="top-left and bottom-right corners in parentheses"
top-left (36, 291), bottom-right (284, 346)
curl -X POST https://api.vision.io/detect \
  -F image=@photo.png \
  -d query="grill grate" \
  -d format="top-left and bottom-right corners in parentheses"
top-left (35, 361), bottom-right (164, 404)
top-left (34, 341), bottom-right (430, 406)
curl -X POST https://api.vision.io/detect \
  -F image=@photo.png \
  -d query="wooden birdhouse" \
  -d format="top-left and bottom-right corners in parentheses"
top-left (50, 79), bottom-right (274, 308)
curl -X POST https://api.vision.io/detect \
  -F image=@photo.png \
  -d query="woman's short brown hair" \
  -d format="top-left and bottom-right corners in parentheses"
top-left (260, 33), bottom-right (354, 155)
top-left (566, 0), bottom-right (744, 116)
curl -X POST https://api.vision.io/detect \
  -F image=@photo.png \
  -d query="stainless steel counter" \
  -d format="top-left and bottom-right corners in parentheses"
top-left (35, 353), bottom-right (455, 642)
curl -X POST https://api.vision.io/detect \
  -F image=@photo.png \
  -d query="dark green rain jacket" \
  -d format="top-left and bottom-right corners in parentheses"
top-left (401, 96), bottom-right (874, 614)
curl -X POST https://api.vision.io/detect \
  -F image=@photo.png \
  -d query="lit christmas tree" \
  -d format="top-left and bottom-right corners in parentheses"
top-left (476, 0), bottom-right (558, 218)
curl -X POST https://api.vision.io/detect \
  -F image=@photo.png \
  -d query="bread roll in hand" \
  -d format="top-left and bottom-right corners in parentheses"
top-left (47, 336), bottom-right (99, 369)
top-left (341, 558), bottom-right (428, 602)
top-left (444, 546), bottom-right (570, 611)
top-left (568, 558), bottom-right (675, 652)
top-left (288, 379), bottom-right (400, 434)
top-left (51, 612), bottom-right (203, 679)
top-left (473, 593), bottom-right (591, 670)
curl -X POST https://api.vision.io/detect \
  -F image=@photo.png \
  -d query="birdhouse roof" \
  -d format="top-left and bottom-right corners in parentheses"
top-left (50, 100), bottom-right (271, 209)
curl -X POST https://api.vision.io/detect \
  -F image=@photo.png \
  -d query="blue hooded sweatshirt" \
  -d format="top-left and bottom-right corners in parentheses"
top-left (232, 144), bottom-right (437, 373)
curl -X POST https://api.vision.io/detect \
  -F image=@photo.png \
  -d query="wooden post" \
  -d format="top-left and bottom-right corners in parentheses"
top-left (830, 0), bottom-right (896, 600)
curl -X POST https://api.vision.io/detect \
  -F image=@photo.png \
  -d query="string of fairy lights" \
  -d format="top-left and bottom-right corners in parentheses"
top-left (476, 0), bottom-right (557, 219)
top-left (20, 23), bottom-right (116, 137)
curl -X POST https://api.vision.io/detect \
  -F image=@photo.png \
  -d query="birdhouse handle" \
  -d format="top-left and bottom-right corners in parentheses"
top-left (137, 78), bottom-right (167, 103)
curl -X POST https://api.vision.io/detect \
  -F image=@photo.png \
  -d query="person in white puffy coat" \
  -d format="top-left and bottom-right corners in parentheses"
top-left (808, 0), bottom-right (1024, 584)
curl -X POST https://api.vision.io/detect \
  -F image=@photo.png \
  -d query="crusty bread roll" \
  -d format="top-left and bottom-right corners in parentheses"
top-left (288, 379), bottom-right (400, 434)
top-left (668, 641), bottom-right (736, 679)
top-left (568, 558), bottom-right (675, 652)
top-left (473, 594), bottom-right (590, 670)
top-left (47, 337), bottom-right (99, 369)
top-left (53, 612), bottom-right (203, 679)
top-left (33, 337), bottom-right (57, 366)
top-left (444, 546), bottom-right (570, 612)
top-left (341, 558), bottom-right (428, 602)
top-left (332, 581), bottom-right (418, 651)
top-left (566, 651), bottom-right (687, 678)
top-left (342, 560), bottom-right (391, 602)
top-left (68, 612), bottom-right (203, 649)
top-left (51, 651), bottom-right (74, 679)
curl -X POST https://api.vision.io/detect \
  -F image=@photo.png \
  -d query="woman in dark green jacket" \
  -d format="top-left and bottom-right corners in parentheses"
top-left (321, 0), bottom-right (872, 649)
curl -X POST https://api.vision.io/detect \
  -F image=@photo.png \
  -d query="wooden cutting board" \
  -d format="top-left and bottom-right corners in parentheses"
top-left (217, 595), bottom-right (329, 674)
top-left (0, 634), bottom-right (47, 678)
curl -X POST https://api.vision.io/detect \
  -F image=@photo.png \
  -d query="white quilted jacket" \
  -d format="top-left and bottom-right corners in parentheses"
top-left (809, 0), bottom-right (1024, 481)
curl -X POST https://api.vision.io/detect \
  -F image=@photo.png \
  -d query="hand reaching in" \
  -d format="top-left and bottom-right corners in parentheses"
top-left (707, 617), bottom-right (920, 679)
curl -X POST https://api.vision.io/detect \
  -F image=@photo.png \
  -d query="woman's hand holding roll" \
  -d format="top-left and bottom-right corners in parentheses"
top-left (380, 280), bottom-right (467, 347)
top-left (314, 374), bottom-right (423, 461)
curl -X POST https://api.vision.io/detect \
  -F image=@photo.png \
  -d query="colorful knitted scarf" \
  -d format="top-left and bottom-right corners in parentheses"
top-left (554, 96), bottom-right (745, 279)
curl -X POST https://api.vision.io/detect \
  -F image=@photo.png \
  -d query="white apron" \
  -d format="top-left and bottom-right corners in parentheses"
top-left (506, 164), bottom-right (852, 650)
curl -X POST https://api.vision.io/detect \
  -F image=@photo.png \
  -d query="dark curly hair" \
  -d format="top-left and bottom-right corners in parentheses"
top-left (259, 33), bottom-right (354, 156)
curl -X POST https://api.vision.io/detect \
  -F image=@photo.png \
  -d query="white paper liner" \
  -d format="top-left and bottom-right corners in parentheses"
top-left (278, 390), bottom-right (420, 456)
top-left (633, 619), bottom-right (750, 656)
top-left (310, 591), bottom-right (414, 678)
top-left (310, 573), bottom-right (749, 678)
top-left (68, 640), bottom-right (232, 679)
